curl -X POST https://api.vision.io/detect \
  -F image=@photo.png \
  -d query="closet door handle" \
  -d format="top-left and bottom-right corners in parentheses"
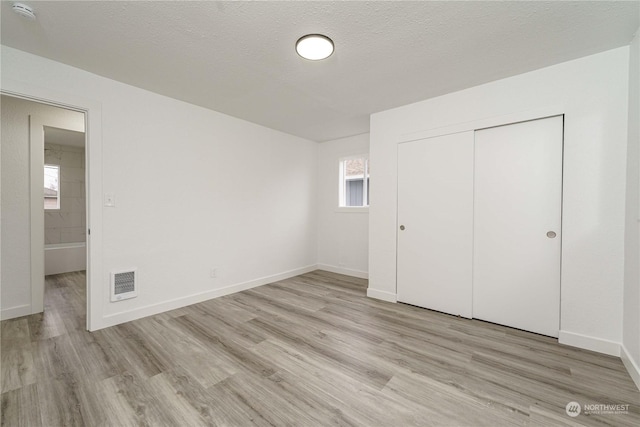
top-left (400, 225), bottom-right (406, 231)
top-left (546, 231), bottom-right (557, 238)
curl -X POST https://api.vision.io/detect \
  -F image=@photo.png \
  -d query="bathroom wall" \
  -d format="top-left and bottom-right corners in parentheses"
top-left (44, 142), bottom-right (86, 244)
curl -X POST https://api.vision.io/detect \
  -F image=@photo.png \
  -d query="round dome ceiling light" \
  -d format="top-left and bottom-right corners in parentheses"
top-left (12, 3), bottom-right (36, 20)
top-left (296, 34), bottom-right (334, 61)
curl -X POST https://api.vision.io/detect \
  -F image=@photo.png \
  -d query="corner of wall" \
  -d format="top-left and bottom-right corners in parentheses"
top-left (366, 287), bottom-right (397, 303)
top-left (558, 330), bottom-right (621, 357)
top-left (622, 343), bottom-right (640, 390)
top-left (622, 27), bottom-right (640, 390)
top-left (317, 264), bottom-right (368, 279)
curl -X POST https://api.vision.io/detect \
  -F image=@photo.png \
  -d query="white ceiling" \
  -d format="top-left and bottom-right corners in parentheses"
top-left (44, 126), bottom-right (85, 147)
top-left (2, 1), bottom-right (638, 142)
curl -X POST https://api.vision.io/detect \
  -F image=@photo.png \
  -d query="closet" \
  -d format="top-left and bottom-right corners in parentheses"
top-left (397, 116), bottom-right (563, 337)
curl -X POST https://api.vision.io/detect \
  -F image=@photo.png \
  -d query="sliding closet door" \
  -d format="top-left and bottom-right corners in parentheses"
top-left (473, 116), bottom-right (563, 337)
top-left (397, 132), bottom-right (474, 318)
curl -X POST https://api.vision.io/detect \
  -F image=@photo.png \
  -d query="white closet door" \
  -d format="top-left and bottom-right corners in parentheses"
top-left (473, 116), bottom-right (563, 337)
top-left (397, 132), bottom-right (474, 318)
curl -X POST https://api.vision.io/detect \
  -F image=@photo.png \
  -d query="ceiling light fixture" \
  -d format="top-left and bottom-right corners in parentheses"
top-left (296, 34), bottom-right (334, 61)
top-left (12, 3), bottom-right (36, 20)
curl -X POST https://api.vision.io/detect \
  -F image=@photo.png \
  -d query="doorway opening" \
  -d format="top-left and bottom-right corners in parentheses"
top-left (0, 94), bottom-right (89, 329)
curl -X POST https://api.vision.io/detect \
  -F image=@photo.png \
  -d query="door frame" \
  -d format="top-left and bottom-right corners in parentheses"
top-left (2, 79), bottom-right (103, 331)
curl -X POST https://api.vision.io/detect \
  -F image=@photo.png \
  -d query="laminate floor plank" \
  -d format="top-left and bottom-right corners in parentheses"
top-left (234, 289), bottom-right (388, 347)
top-left (99, 372), bottom-right (184, 427)
top-left (109, 322), bottom-right (172, 379)
top-left (144, 372), bottom-right (213, 426)
top-left (253, 339), bottom-right (431, 427)
top-left (263, 370), bottom-right (363, 427)
top-left (0, 320), bottom-right (37, 393)
top-left (66, 330), bottom-right (120, 383)
top-left (2, 270), bottom-right (639, 426)
top-left (0, 347), bottom-right (36, 393)
top-left (192, 297), bottom-right (258, 325)
top-left (247, 316), bottom-right (395, 390)
top-left (27, 308), bottom-right (66, 343)
top-left (84, 327), bottom-right (147, 381)
top-left (0, 383), bottom-right (41, 427)
top-left (170, 314), bottom-right (276, 379)
top-left (215, 372), bottom-right (329, 426)
top-left (177, 305), bottom-right (265, 349)
top-left (37, 377), bottom-right (87, 427)
top-left (154, 367), bottom-right (231, 425)
top-left (31, 334), bottom-right (85, 383)
top-left (246, 284), bottom-right (327, 313)
top-left (205, 375), bottom-right (278, 427)
top-left (0, 319), bottom-right (30, 351)
top-left (381, 371), bottom-right (529, 426)
top-left (141, 316), bottom-right (237, 388)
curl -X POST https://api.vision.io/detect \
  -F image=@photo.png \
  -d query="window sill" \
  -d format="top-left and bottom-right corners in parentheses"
top-left (335, 207), bottom-right (369, 213)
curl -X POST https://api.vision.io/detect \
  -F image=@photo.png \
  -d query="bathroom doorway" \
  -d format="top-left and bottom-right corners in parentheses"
top-left (44, 126), bottom-right (87, 275)
top-left (0, 94), bottom-right (89, 327)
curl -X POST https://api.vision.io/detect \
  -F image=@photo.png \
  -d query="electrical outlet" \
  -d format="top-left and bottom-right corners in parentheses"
top-left (209, 268), bottom-right (217, 278)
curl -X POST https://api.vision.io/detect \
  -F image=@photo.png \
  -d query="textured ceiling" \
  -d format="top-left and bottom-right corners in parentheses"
top-left (2, 1), bottom-right (639, 142)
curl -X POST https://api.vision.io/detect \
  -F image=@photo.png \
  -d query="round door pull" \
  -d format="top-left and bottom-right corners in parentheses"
top-left (546, 231), bottom-right (557, 238)
top-left (400, 225), bottom-right (406, 231)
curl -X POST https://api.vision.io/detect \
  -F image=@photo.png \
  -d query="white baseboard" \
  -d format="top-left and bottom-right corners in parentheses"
top-left (1, 304), bottom-right (32, 321)
top-left (621, 344), bottom-right (640, 391)
top-left (97, 264), bottom-right (318, 330)
top-left (316, 264), bottom-right (368, 279)
top-left (366, 287), bottom-right (397, 303)
top-left (558, 330), bottom-right (621, 356)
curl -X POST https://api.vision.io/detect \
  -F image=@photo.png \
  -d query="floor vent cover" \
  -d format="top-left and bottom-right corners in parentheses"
top-left (111, 270), bottom-right (137, 302)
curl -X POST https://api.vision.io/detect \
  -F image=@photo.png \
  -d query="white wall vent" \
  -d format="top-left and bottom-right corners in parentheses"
top-left (111, 269), bottom-right (137, 302)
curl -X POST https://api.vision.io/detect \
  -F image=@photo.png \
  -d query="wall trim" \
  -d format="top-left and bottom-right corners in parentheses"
top-left (1, 304), bottom-right (32, 321)
top-left (367, 287), bottom-right (397, 303)
top-left (99, 264), bottom-right (318, 329)
top-left (559, 330), bottom-right (621, 356)
top-left (621, 344), bottom-right (640, 390)
top-left (317, 264), bottom-right (369, 279)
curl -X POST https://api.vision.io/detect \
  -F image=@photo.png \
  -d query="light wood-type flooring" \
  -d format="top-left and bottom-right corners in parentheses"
top-left (1, 270), bottom-right (639, 426)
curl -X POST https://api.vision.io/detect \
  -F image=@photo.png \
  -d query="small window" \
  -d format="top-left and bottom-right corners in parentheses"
top-left (44, 164), bottom-right (60, 210)
top-left (339, 155), bottom-right (370, 207)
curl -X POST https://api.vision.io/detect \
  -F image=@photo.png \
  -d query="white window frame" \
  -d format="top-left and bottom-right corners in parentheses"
top-left (338, 154), bottom-right (369, 212)
top-left (44, 163), bottom-right (61, 210)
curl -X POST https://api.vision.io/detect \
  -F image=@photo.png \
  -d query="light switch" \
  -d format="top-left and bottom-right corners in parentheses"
top-left (104, 193), bottom-right (115, 207)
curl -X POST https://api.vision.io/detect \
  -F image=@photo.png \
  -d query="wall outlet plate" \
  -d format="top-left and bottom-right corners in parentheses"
top-left (104, 193), bottom-right (115, 207)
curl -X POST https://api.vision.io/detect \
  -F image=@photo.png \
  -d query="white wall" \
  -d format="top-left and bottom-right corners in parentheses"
top-left (317, 133), bottom-right (369, 278)
top-left (1, 96), bottom-right (85, 319)
top-left (369, 47), bottom-right (630, 356)
top-left (1, 46), bottom-right (318, 329)
top-left (623, 29), bottom-right (640, 388)
top-left (44, 143), bottom-right (86, 245)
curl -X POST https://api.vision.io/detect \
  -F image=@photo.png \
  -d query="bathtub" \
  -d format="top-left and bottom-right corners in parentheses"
top-left (44, 242), bottom-right (86, 276)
